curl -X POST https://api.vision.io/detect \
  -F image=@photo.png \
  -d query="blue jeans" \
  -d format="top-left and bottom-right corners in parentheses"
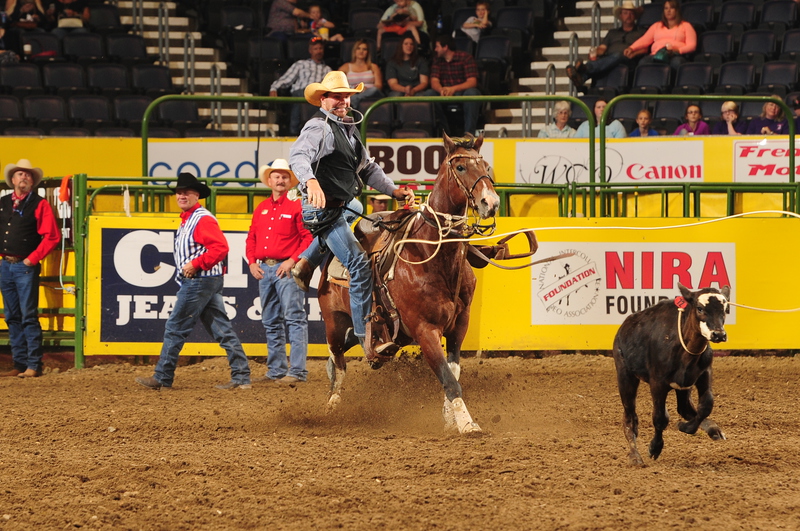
top-left (584, 52), bottom-right (630, 80)
top-left (258, 262), bottom-right (308, 380)
top-left (301, 200), bottom-right (371, 337)
top-left (154, 275), bottom-right (250, 387)
top-left (639, 52), bottom-right (687, 73)
top-left (290, 88), bottom-right (305, 136)
top-left (300, 198), bottom-right (363, 270)
top-left (0, 260), bottom-right (43, 372)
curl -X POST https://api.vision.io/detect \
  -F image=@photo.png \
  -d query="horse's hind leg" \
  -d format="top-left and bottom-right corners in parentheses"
top-left (325, 311), bottom-right (356, 412)
top-left (418, 326), bottom-right (481, 434)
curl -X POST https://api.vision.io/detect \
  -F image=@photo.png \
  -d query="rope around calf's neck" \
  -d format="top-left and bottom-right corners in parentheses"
top-left (677, 308), bottom-right (707, 356)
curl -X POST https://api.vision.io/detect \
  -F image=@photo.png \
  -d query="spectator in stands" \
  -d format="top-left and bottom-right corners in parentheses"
top-left (538, 100), bottom-right (576, 138)
top-left (566, 1), bottom-right (645, 88)
top-left (267, 0), bottom-right (312, 40)
top-left (377, 0), bottom-right (427, 50)
top-left (711, 101), bottom-right (748, 135)
top-left (792, 98), bottom-right (800, 133)
top-left (625, 0), bottom-right (696, 73)
top-left (575, 98), bottom-right (627, 138)
top-left (135, 173), bottom-right (251, 391)
top-left (302, 4), bottom-right (343, 42)
top-left (270, 37), bottom-right (331, 136)
top-left (629, 109), bottom-right (659, 137)
top-left (0, 159), bottom-right (59, 378)
top-left (674, 104), bottom-right (709, 136)
top-left (385, 36), bottom-right (430, 96)
top-left (369, 194), bottom-right (392, 212)
top-left (6, 0), bottom-right (47, 31)
top-left (746, 97), bottom-right (789, 135)
top-left (461, 1), bottom-right (492, 44)
top-left (339, 39), bottom-right (383, 110)
top-left (47, 0), bottom-right (90, 39)
top-left (429, 34), bottom-right (481, 136)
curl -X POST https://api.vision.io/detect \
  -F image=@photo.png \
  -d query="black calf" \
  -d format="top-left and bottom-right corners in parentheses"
top-left (612, 282), bottom-right (731, 466)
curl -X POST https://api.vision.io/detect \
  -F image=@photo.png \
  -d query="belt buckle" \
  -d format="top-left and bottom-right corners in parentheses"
top-left (265, 258), bottom-right (281, 266)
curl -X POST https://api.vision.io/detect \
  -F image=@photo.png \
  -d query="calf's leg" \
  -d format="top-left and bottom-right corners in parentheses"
top-left (678, 371), bottom-right (725, 440)
top-left (648, 384), bottom-right (671, 460)
top-left (615, 364), bottom-right (644, 466)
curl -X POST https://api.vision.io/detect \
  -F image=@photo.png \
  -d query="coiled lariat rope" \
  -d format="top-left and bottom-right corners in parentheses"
top-left (391, 209), bottom-right (800, 312)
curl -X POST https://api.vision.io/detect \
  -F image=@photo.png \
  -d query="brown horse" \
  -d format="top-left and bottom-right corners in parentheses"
top-left (317, 133), bottom-right (499, 434)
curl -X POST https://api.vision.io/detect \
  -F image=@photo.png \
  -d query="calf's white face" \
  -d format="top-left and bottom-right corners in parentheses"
top-left (697, 293), bottom-right (729, 342)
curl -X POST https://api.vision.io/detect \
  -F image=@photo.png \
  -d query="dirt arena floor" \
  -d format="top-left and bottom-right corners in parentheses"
top-left (1, 352), bottom-right (799, 530)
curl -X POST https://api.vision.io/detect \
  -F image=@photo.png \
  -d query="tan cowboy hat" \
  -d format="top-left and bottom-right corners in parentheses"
top-left (613, 0), bottom-right (643, 18)
top-left (304, 71), bottom-right (364, 106)
top-left (371, 194), bottom-right (391, 201)
top-left (4, 159), bottom-right (43, 188)
top-left (259, 159), bottom-right (299, 188)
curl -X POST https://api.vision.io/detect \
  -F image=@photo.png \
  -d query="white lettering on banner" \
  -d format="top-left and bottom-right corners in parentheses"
top-left (734, 139), bottom-right (800, 182)
top-left (531, 242), bottom-right (736, 325)
top-left (114, 230), bottom-right (175, 287)
top-left (225, 232), bottom-right (249, 288)
top-left (115, 294), bottom-right (236, 325)
top-left (516, 140), bottom-right (705, 184)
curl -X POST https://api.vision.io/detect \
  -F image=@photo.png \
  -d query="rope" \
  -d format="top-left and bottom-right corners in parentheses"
top-left (677, 308), bottom-right (706, 356)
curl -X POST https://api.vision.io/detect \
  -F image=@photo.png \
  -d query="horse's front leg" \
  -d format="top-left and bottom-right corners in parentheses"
top-left (418, 327), bottom-right (481, 434)
top-left (442, 308), bottom-right (470, 431)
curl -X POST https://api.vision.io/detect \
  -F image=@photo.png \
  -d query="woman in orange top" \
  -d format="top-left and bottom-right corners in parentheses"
top-left (624, 0), bottom-right (696, 72)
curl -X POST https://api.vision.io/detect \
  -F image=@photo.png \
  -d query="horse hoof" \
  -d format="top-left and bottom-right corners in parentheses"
top-left (628, 454), bottom-right (645, 467)
top-left (459, 422), bottom-right (483, 434)
top-left (368, 359), bottom-right (385, 370)
top-left (327, 394), bottom-right (342, 412)
top-left (708, 428), bottom-right (726, 441)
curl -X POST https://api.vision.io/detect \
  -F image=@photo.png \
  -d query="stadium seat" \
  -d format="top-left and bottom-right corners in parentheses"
top-left (3, 126), bottom-right (46, 136)
top-left (758, 0), bottom-right (797, 40)
top-left (94, 126), bottom-right (136, 137)
top-left (631, 63), bottom-right (671, 94)
top-left (68, 94), bottom-right (114, 131)
top-left (653, 99), bottom-right (689, 134)
top-left (682, 1), bottom-right (715, 33)
top-left (348, 8), bottom-right (383, 39)
top-left (50, 126), bottom-right (92, 137)
top-left (672, 62), bottom-right (713, 94)
top-left (358, 98), bottom-right (393, 136)
top-left (713, 61), bottom-right (756, 94)
top-left (638, 2), bottom-right (665, 29)
top-left (392, 128), bottom-right (430, 138)
top-left (62, 32), bottom-right (106, 65)
top-left (395, 101), bottom-right (435, 136)
top-left (106, 34), bottom-right (156, 66)
top-left (779, 28), bottom-right (800, 63)
top-left (611, 99), bottom-right (646, 133)
top-left (286, 33), bottom-right (315, 62)
top-left (21, 33), bottom-right (62, 63)
top-left (42, 63), bottom-right (88, 97)
top-left (569, 95), bottom-right (601, 129)
top-left (131, 64), bottom-right (178, 98)
top-left (0, 63), bottom-right (45, 98)
top-left (88, 4), bottom-right (129, 35)
top-left (22, 94), bottom-right (70, 132)
top-left (718, 0), bottom-right (756, 40)
top-left (450, 7), bottom-right (475, 38)
top-left (694, 30), bottom-right (735, 71)
top-left (0, 95), bottom-right (25, 132)
top-left (589, 64), bottom-right (630, 98)
top-left (494, 7), bottom-right (535, 50)
top-left (736, 29), bottom-right (777, 72)
top-left (157, 100), bottom-right (209, 134)
top-left (148, 127), bottom-right (182, 138)
top-left (113, 94), bottom-right (153, 131)
top-left (378, 34), bottom-right (402, 67)
top-left (757, 60), bottom-right (798, 96)
top-left (87, 63), bottom-right (132, 97)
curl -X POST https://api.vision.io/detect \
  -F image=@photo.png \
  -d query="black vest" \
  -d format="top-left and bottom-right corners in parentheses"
top-left (312, 111), bottom-right (364, 203)
top-left (0, 192), bottom-right (45, 257)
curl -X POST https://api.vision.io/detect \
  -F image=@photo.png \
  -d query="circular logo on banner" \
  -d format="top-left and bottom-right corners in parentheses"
top-left (535, 248), bottom-right (602, 319)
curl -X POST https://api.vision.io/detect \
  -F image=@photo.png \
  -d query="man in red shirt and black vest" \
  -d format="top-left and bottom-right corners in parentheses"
top-left (0, 159), bottom-right (59, 378)
top-left (246, 159), bottom-right (312, 383)
top-left (135, 173), bottom-right (251, 391)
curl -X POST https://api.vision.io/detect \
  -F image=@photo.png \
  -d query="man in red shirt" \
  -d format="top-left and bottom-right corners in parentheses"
top-left (135, 173), bottom-right (251, 390)
top-left (246, 159), bottom-right (313, 383)
top-left (0, 159), bottom-right (59, 378)
top-left (429, 34), bottom-right (482, 136)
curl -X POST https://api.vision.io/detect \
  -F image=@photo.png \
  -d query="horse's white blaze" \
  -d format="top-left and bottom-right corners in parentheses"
top-left (449, 361), bottom-right (461, 381)
top-left (451, 397), bottom-right (482, 433)
top-left (481, 187), bottom-right (500, 214)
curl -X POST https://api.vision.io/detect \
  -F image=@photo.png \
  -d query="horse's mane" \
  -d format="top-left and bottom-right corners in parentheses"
top-left (450, 134), bottom-right (477, 150)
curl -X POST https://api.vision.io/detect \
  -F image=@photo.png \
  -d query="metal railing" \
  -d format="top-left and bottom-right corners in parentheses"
top-left (157, 1), bottom-right (170, 65)
top-left (183, 32), bottom-right (196, 94)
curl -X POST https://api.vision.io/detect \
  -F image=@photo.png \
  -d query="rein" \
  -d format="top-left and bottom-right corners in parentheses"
top-left (675, 297), bottom-right (707, 356)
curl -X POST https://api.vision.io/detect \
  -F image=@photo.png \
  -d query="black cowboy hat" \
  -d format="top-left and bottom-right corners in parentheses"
top-left (168, 172), bottom-right (211, 199)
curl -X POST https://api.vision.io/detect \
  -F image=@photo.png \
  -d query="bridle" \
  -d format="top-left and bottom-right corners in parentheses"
top-left (427, 151), bottom-right (497, 237)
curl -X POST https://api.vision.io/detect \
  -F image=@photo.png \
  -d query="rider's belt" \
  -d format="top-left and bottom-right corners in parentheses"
top-left (3, 256), bottom-right (22, 263)
top-left (257, 258), bottom-right (288, 266)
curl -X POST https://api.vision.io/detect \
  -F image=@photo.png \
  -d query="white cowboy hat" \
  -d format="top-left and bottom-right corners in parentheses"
top-left (304, 71), bottom-right (364, 106)
top-left (371, 194), bottom-right (392, 201)
top-left (259, 159), bottom-right (298, 188)
top-left (613, 0), bottom-right (644, 18)
top-left (4, 159), bottom-right (43, 188)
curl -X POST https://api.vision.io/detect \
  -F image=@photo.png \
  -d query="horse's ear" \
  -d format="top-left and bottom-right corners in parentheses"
top-left (443, 132), bottom-right (455, 154)
top-left (474, 134), bottom-right (483, 152)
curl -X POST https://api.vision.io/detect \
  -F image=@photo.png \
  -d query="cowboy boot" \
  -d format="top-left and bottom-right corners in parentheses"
top-left (291, 257), bottom-right (314, 292)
